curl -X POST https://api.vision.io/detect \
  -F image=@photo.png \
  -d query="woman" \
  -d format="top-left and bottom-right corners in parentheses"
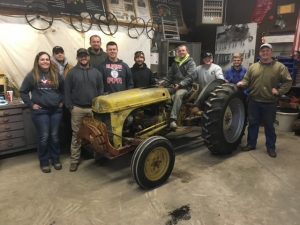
top-left (20, 51), bottom-right (64, 173)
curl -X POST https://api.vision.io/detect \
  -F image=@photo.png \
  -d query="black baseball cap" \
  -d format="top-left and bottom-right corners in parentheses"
top-left (201, 52), bottom-right (213, 59)
top-left (77, 48), bottom-right (89, 57)
top-left (52, 46), bottom-right (64, 54)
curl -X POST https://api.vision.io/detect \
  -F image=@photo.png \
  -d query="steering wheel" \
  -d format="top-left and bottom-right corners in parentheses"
top-left (25, 1), bottom-right (53, 31)
top-left (128, 17), bottom-right (145, 39)
top-left (70, 12), bottom-right (93, 33)
top-left (146, 18), bottom-right (158, 39)
top-left (94, 12), bottom-right (118, 36)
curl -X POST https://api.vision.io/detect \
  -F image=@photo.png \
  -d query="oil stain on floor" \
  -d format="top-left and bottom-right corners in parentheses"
top-left (166, 205), bottom-right (191, 225)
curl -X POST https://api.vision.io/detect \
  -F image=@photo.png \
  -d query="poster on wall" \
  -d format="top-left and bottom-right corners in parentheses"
top-left (105, 0), bottom-right (136, 23)
top-left (215, 23), bottom-right (257, 71)
top-left (134, 0), bottom-right (151, 22)
top-left (150, 0), bottom-right (187, 31)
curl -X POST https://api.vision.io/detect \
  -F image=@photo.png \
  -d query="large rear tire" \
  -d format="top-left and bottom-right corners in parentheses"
top-left (201, 83), bottom-right (246, 154)
top-left (131, 136), bottom-right (175, 189)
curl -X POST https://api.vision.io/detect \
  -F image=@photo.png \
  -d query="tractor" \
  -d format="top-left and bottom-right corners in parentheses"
top-left (78, 79), bottom-right (247, 189)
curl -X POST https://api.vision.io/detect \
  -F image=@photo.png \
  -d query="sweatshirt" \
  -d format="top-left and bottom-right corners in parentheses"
top-left (98, 58), bottom-right (134, 93)
top-left (64, 64), bottom-right (104, 109)
top-left (51, 57), bottom-right (73, 79)
top-left (131, 63), bottom-right (155, 88)
top-left (193, 63), bottom-right (224, 89)
top-left (20, 72), bottom-right (64, 108)
top-left (166, 56), bottom-right (196, 88)
top-left (241, 60), bottom-right (292, 103)
top-left (88, 47), bottom-right (107, 68)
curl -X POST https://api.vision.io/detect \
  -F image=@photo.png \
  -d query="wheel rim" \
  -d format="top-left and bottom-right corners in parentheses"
top-left (144, 147), bottom-right (170, 181)
top-left (223, 97), bottom-right (245, 143)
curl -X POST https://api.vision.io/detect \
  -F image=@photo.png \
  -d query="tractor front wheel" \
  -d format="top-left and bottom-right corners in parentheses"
top-left (131, 136), bottom-right (175, 189)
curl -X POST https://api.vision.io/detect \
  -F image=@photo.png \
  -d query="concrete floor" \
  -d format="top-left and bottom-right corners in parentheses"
top-left (0, 128), bottom-right (300, 225)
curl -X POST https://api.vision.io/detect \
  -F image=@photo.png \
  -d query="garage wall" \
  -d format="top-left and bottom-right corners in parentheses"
top-left (0, 15), bottom-right (150, 88)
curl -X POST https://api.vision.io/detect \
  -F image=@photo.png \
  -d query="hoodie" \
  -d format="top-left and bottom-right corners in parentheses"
top-left (131, 63), bottom-right (155, 88)
top-left (51, 57), bottom-right (73, 79)
top-left (98, 58), bottom-right (134, 93)
top-left (20, 72), bottom-right (64, 108)
top-left (64, 64), bottom-right (104, 109)
top-left (88, 47), bottom-right (107, 68)
top-left (166, 56), bottom-right (196, 89)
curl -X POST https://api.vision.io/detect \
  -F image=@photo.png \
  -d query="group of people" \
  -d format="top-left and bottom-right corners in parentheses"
top-left (19, 35), bottom-right (153, 173)
top-left (167, 43), bottom-right (292, 159)
top-left (19, 35), bottom-right (293, 173)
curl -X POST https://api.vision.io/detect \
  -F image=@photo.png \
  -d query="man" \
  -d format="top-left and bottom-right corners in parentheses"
top-left (166, 45), bottom-right (196, 129)
top-left (52, 46), bottom-right (73, 150)
top-left (193, 52), bottom-right (224, 90)
top-left (88, 35), bottom-right (107, 68)
top-left (293, 50), bottom-right (300, 86)
top-left (225, 53), bottom-right (247, 84)
top-left (131, 51), bottom-right (155, 88)
top-left (51, 46), bottom-right (73, 78)
top-left (98, 41), bottom-right (133, 93)
top-left (237, 43), bottom-right (292, 158)
top-left (64, 48), bottom-right (104, 171)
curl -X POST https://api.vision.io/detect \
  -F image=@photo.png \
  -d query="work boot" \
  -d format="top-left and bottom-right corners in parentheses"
top-left (240, 145), bottom-right (256, 151)
top-left (40, 165), bottom-right (51, 173)
top-left (170, 121), bottom-right (177, 129)
top-left (53, 162), bottom-right (62, 170)
top-left (69, 163), bottom-right (79, 172)
top-left (267, 149), bottom-right (277, 158)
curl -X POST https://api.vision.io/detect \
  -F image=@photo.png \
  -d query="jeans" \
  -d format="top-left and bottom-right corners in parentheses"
top-left (247, 100), bottom-right (277, 150)
top-left (32, 108), bottom-right (63, 166)
top-left (170, 89), bottom-right (188, 120)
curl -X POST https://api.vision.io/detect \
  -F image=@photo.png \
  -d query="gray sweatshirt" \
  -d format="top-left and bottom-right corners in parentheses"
top-left (193, 63), bottom-right (224, 89)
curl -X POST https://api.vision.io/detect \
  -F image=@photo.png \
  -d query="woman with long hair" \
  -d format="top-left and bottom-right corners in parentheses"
top-left (20, 51), bottom-right (64, 173)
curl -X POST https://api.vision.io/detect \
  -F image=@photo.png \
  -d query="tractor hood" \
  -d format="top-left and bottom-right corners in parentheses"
top-left (92, 88), bottom-right (171, 113)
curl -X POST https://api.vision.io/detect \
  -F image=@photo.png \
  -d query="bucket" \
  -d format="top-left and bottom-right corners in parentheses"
top-left (276, 109), bottom-right (299, 132)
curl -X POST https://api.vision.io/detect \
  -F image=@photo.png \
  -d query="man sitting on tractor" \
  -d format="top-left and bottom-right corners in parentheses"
top-left (164, 45), bottom-right (196, 129)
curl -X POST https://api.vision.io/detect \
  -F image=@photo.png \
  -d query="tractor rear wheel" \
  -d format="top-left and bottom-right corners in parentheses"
top-left (201, 83), bottom-right (246, 154)
top-left (131, 136), bottom-right (175, 189)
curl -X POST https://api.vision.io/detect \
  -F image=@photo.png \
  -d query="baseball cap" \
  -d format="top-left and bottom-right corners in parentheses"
top-left (260, 43), bottom-right (272, 50)
top-left (201, 52), bottom-right (213, 59)
top-left (52, 46), bottom-right (64, 54)
top-left (77, 48), bottom-right (89, 56)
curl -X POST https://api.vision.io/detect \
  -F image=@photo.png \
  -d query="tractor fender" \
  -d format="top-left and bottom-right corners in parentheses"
top-left (194, 79), bottom-right (226, 107)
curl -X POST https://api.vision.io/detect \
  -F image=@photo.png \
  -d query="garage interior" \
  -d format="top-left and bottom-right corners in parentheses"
top-left (1, 0), bottom-right (300, 225)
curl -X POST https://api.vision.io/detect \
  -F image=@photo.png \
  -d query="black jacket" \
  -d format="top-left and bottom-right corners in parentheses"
top-left (64, 64), bottom-right (104, 109)
top-left (131, 63), bottom-right (155, 88)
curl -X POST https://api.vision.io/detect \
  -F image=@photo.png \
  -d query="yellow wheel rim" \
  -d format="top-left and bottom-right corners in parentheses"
top-left (144, 147), bottom-right (170, 181)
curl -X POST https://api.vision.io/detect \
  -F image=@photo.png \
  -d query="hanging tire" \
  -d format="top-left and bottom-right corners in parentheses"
top-left (201, 83), bottom-right (246, 154)
top-left (131, 136), bottom-right (175, 189)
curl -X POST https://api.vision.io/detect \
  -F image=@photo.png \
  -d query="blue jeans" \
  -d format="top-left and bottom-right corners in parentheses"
top-left (247, 100), bottom-right (277, 150)
top-left (32, 108), bottom-right (63, 166)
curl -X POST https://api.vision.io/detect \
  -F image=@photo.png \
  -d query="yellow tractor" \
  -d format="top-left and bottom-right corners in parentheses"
top-left (79, 79), bottom-right (247, 189)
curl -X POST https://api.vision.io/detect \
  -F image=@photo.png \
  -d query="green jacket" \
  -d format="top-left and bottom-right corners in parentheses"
top-left (88, 47), bottom-right (107, 68)
top-left (242, 60), bottom-right (292, 103)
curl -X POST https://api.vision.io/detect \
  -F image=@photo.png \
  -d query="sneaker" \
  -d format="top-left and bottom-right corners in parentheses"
top-left (170, 121), bottom-right (177, 129)
top-left (53, 162), bottom-right (62, 170)
top-left (40, 165), bottom-right (51, 173)
top-left (267, 149), bottom-right (277, 158)
top-left (241, 145), bottom-right (256, 151)
top-left (69, 163), bottom-right (79, 172)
